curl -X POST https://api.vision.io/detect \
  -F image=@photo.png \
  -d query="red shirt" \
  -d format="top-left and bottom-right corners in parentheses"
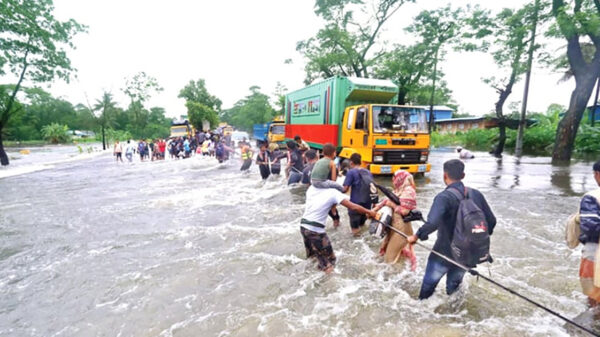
top-left (158, 141), bottom-right (166, 152)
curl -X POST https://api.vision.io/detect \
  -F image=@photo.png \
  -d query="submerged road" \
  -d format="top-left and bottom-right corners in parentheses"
top-left (0, 145), bottom-right (599, 336)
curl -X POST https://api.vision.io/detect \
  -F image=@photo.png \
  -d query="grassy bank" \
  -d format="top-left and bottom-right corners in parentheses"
top-left (432, 125), bottom-right (600, 155)
top-left (4, 138), bottom-right (99, 147)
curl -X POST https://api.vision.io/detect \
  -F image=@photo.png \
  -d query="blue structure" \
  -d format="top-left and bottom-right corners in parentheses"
top-left (417, 105), bottom-right (454, 122)
top-left (587, 105), bottom-right (600, 122)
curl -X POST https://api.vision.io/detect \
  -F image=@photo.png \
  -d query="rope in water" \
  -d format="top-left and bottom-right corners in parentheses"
top-left (373, 219), bottom-right (600, 337)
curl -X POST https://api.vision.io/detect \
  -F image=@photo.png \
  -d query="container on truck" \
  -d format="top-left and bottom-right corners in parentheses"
top-left (284, 76), bottom-right (431, 175)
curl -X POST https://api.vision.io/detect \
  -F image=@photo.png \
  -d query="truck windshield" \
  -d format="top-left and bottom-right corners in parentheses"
top-left (270, 125), bottom-right (285, 135)
top-left (372, 106), bottom-right (428, 134)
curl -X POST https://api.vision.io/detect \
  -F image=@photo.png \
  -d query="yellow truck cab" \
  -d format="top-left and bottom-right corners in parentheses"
top-left (339, 104), bottom-right (430, 174)
top-left (284, 76), bottom-right (431, 175)
top-left (268, 116), bottom-right (286, 148)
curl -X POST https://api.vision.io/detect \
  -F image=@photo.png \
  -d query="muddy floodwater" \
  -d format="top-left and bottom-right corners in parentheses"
top-left (1, 145), bottom-right (599, 336)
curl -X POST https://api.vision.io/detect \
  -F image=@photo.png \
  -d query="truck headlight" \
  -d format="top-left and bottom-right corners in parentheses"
top-left (374, 155), bottom-right (384, 163)
top-left (420, 151), bottom-right (428, 162)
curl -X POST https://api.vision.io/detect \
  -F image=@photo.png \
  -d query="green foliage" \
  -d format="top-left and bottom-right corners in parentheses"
top-left (178, 79), bottom-right (222, 131)
top-left (221, 86), bottom-right (275, 131)
top-left (122, 72), bottom-right (163, 104)
top-left (104, 129), bottom-right (132, 142)
top-left (576, 125), bottom-right (600, 153)
top-left (178, 79), bottom-right (222, 111)
top-left (0, 0), bottom-right (85, 164)
top-left (297, 0), bottom-right (413, 83)
top-left (41, 123), bottom-right (70, 144)
top-left (186, 101), bottom-right (218, 131)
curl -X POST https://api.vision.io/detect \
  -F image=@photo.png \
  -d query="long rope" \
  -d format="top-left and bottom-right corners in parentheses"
top-left (373, 219), bottom-right (600, 337)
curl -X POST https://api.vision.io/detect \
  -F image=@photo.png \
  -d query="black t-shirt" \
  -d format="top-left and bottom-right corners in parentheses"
top-left (290, 150), bottom-right (304, 172)
top-left (302, 163), bottom-right (315, 184)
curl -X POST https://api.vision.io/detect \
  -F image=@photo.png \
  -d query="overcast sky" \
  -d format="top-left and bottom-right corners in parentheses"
top-left (40, 0), bottom-right (578, 118)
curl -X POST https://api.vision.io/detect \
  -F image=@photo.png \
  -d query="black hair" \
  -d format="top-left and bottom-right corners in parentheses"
top-left (594, 159), bottom-right (600, 172)
top-left (305, 149), bottom-right (317, 160)
top-left (286, 140), bottom-right (297, 150)
top-left (350, 153), bottom-right (361, 165)
top-left (294, 135), bottom-right (301, 141)
top-left (323, 143), bottom-right (336, 156)
top-left (443, 159), bottom-right (465, 180)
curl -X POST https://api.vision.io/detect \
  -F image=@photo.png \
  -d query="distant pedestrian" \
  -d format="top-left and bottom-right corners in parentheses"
top-left (286, 141), bottom-right (304, 184)
top-left (138, 140), bottom-right (146, 162)
top-left (125, 140), bottom-right (134, 163)
top-left (113, 140), bottom-right (123, 163)
top-left (256, 142), bottom-right (270, 180)
top-left (269, 143), bottom-right (285, 175)
top-left (456, 146), bottom-right (474, 159)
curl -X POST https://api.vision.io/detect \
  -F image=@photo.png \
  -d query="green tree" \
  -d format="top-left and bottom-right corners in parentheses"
top-left (0, 0), bottom-right (85, 165)
top-left (476, 3), bottom-right (543, 157)
top-left (273, 81), bottom-right (287, 116)
top-left (178, 79), bottom-right (221, 130)
top-left (93, 92), bottom-right (117, 150)
top-left (41, 123), bottom-right (70, 144)
top-left (122, 72), bottom-right (163, 138)
top-left (223, 86), bottom-right (274, 131)
top-left (297, 0), bottom-right (413, 84)
top-left (550, 0), bottom-right (600, 162)
top-left (186, 101), bottom-right (219, 132)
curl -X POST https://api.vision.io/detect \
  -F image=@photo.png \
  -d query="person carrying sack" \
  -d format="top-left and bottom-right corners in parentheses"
top-left (407, 159), bottom-right (496, 300)
top-left (576, 160), bottom-right (600, 306)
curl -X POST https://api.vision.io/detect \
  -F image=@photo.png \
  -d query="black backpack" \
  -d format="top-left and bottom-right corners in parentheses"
top-left (447, 187), bottom-right (491, 268)
top-left (357, 169), bottom-right (379, 206)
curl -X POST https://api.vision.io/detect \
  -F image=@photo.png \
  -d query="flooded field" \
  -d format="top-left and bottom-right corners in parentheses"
top-left (0, 146), bottom-right (599, 336)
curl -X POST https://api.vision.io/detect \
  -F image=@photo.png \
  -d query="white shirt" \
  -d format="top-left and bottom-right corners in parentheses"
top-left (301, 186), bottom-right (349, 233)
top-left (459, 149), bottom-right (474, 159)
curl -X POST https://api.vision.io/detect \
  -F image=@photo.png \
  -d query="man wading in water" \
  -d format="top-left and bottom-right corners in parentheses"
top-left (578, 160), bottom-right (600, 306)
top-left (407, 159), bottom-right (496, 299)
top-left (300, 181), bottom-right (377, 273)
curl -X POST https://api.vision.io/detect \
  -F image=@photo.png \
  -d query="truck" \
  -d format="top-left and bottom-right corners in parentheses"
top-left (170, 120), bottom-right (194, 138)
top-left (252, 116), bottom-right (286, 146)
top-left (284, 76), bottom-right (431, 175)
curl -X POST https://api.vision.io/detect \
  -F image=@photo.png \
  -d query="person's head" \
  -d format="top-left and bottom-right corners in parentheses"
top-left (259, 142), bottom-right (267, 151)
top-left (269, 143), bottom-right (278, 152)
top-left (349, 153), bottom-right (361, 167)
top-left (305, 149), bottom-right (318, 163)
top-left (456, 146), bottom-right (463, 153)
top-left (286, 140), bottom-right (297, 151)
top-left (594, 159), bottom-right (600, 186)
top-left (340, 159), bottom-right (351, 175)
top-left (127, 140), bottom-right (130, 144)
top-left (322, 143), bottom-right (336, 158)
top-left (393, 169), bottom-right (415, 191)
top-left (443, 159), bottom-right (465, 185)
top-left (294, 135), bottom-right (302, 143)
top-left (116, 140), bottom-right (119, 144)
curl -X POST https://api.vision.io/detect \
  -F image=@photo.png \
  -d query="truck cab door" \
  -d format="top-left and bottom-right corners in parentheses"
top-left (341, 107), bottom-right (356, 148)
top-left (341, 106), bottom-right (369, 148)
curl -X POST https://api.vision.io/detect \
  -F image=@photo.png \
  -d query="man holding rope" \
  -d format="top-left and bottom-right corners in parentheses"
top-left (407, 159), bottom-right (496, 299)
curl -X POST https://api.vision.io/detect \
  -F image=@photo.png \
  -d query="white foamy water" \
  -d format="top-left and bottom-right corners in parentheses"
top-left (0, 146), bottom-right (599, 336)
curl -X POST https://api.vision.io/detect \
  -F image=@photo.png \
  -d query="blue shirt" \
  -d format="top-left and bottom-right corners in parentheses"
top-left (416, 181), bottom-right (496, 258)
top-left (343, 168), bottom-right (372, 208)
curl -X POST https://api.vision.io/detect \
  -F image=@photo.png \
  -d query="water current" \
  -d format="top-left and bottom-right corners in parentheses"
top-left (1, 144), bottom-right (599, 336)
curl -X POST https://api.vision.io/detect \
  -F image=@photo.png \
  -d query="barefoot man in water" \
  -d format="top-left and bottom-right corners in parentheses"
top-left (300, 183), bottom-right (377, 273)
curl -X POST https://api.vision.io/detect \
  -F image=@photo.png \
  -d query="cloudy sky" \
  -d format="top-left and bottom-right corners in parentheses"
top-left (41, 0), bottom-right (578, 118)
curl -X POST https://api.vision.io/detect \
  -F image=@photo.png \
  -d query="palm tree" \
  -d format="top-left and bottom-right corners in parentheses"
top-left (93, 92), bottom-right (117, 150)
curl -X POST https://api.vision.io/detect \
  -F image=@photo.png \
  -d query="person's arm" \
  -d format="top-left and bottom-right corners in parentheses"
top-left (329, 160), bottom-right (337, 181)
top-left (341, 199), bottom-right (377, 218)
top-left (408, 194), bottom-right (448, 243)
top-left (342, 171), bottom-right (353, 193)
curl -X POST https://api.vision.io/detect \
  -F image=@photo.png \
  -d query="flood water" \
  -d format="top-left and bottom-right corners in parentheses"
top-left (0, 145), bottom-right (599, 337)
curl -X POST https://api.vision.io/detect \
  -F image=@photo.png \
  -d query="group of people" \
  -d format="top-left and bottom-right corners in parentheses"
top-left (244, 133), bottom-right (497, 300)
top-left (110, 128), bottom-right (243, 164)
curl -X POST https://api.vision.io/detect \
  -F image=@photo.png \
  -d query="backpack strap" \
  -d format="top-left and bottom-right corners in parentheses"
top-left (447, 186), bottom-right (467, 201)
